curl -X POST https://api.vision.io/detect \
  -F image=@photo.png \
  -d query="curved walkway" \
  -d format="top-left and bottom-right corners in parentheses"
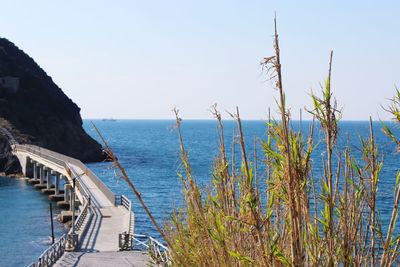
top-left (13, 144), bottom-right (131, 252)
top-left (10, 144), bottom-right (155, 266)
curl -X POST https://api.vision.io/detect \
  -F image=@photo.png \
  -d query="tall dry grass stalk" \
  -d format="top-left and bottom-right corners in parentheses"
top-left (161, 18), bottom-right (400, 266)
top-left (90, 18), bottom-right (400, 267)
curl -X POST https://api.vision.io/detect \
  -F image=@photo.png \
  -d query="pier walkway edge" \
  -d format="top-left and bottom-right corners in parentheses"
top-left (9, 142), bottom-right (169, 266)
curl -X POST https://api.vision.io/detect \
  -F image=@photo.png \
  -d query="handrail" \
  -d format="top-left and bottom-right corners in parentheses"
top-left (66, 162), bottom-right (91, 205)
top-left (16, 144), bottom-right (98, 267)
top-left (13, 144), bottom-right (115, 204)
top-left (115, 195), bottom-right (131, 211)
top-left (116, 194), bottom-right (135, 249)
top-left (27, 186), bottom-right (93, 267)
top-left (14, 145), bottom-right (66, 170)
top-left (132, 234), bottom-right (171, 266)
top-left (14, 145), bottom-right (86, 205)
top-left (126, 197), bottom-right (133, 240)
top-left (28, 234), bottom-right (67, 267)
top-left (122, 195), bottom-right (131, 210)
top-left (27, 201), bottom-right (93, 267)
top-left (121, 195), bottom-right (133, 238)
top-left (15, 144), bottom-right (168, 266)
top-left (74, 198), bottom-right (91, 232)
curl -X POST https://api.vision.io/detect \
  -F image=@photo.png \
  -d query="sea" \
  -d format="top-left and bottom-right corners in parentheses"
top-left (1, 120), bottom-right (400, 266)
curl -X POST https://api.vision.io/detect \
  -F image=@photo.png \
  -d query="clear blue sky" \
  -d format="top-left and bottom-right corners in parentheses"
top-left (0, 1), bottom-right (399, 120)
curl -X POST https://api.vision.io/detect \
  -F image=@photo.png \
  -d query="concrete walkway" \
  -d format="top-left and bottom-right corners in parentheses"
top-left (78, 204), bottom-right (130, 252)
top-left (68, 164), bottom-right (130, 252)
top-left (68, 163), bottom-right (114, 209)
top-left (12, 145), bottom-right (153, 265)
top-left (54, 251), bottom-right (151, 267)
top-left (13, 145), bottom-right (132, 252)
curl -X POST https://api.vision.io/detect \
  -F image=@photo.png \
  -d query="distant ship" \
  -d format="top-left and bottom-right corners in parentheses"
top-left (102, 118), bottom-right (117, 122)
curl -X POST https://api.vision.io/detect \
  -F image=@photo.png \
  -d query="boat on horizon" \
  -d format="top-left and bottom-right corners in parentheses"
top-left (102, 118), bottom-right (117, 122)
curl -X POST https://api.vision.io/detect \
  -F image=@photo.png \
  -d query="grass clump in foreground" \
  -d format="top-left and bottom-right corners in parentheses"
top-left (95, 19), bottom-right (400, 266)
top-left (161, 21), bottom-right (400, 266)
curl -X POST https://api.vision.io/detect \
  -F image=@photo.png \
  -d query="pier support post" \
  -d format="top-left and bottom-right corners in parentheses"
top-left (40, 166), bottom-right (46, 184)
top-left (26, 157), bottom-right (32, 177)
top-left (61, 175), bottom-right (67, 194)
top-left (64, 183), bottom-right (72, 204)
top-left (55, 173), bottom-right (60, 195)
top-left (32, 162), bottom-right (37, 179)
top-left (27, 162), bottom-right (41, 185)
top-left (46, 169), bottom-right (53, 189)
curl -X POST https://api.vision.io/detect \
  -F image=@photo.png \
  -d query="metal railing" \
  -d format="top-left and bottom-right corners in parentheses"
top-left (66, 162), bottom-right (91, 206)
top-left (14, 145), bottom-right (87, 205)
top-left (28, 202), bottom-right (93, 267)
top-left (115, 194), bottom-right (131, 210)
top-left (13, 144), bottom-right (115, 204)
top-left (133, 234), bottom-right (171, 266)
top-left (115, 195), bottom-right (169, 265)
top-left (116, 194), bottom-right (135, 250)
top-left (18, 145), bottom-right (96, 267)
top-left (28, 234), bottom-right (67, 267)
top-left (75, 197), bottom-right (91, 231)
top-left (28, 191), bottom-right (93, 267)
top-left (27, 187), bottom-right (93, 267)
top-left (13, 144), bottom-right (66, 171)
top-left (15, 144), bottom-right (171, 266)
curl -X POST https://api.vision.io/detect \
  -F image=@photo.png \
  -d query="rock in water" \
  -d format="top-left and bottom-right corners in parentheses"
top-left (0, 135), bottom-right (20, 175)
top-left (0, 38), bottom-right (105, 174)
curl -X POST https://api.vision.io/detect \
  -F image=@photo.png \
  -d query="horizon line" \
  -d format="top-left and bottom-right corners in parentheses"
top-left (83, 118), bottom-right (396, 122)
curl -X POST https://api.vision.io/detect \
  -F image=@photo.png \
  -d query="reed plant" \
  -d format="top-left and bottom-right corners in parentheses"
top-left (160, 19), bottom-right (400, 266)
top-left (94, 18), bottom-right (400, 266)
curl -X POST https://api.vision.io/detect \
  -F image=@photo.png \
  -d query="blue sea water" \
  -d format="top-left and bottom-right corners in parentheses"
top-left (84, 120), bottom-right (400, 239)
top-left (1, 120), bottom-right (400, 266)
top-left (0, 177), bottom-right (67, 267)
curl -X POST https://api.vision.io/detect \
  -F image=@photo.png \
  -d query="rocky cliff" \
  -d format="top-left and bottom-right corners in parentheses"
top-left (0, 38), bottom-right (105, 174)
